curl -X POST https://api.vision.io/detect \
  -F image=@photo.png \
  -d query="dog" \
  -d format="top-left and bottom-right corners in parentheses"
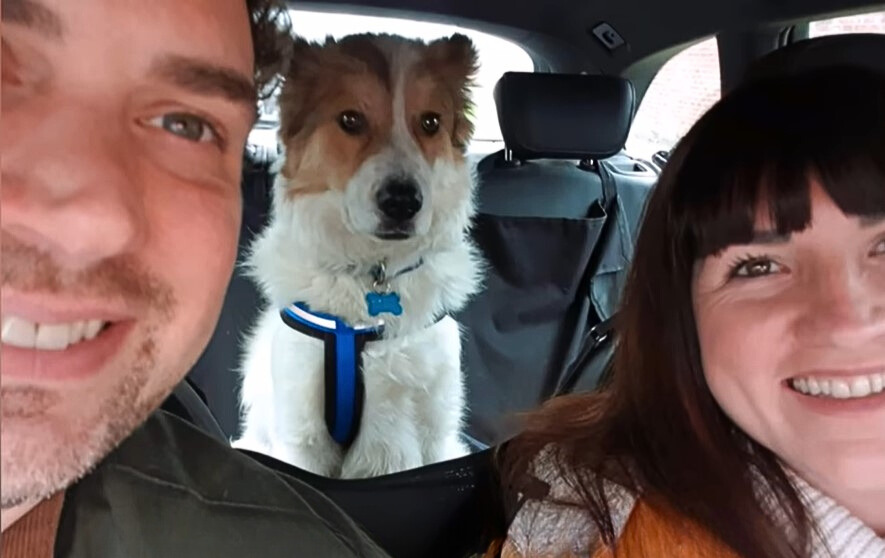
top-left (232, 33), bottom-right (484, 479)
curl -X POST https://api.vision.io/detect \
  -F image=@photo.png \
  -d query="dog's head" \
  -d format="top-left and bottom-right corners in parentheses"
top-left (274, 33), bottom-right (478, 252)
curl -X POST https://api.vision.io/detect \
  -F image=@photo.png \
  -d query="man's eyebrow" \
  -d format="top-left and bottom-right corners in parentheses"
top-left (151, 55), bottom-right (257, 110)
top-left (1, 0), bottom-right (64, 40)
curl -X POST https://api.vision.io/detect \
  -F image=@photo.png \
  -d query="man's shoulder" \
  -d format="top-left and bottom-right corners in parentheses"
top-left (58, 411), bottom-right (389, 557)
top-left (101, 410), bottom-right (310, 511)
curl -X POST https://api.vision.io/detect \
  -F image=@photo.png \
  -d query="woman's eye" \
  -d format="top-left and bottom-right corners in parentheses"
top-left (730, 257), bottom-right (784, 279)
top-left (872, 237), bottom-right (885, 257)
top-left (148, 113), bottom-right (219, 144)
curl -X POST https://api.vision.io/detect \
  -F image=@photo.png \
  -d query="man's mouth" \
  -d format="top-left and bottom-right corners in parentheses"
top-left (1, 316), bottom-right (110, 351)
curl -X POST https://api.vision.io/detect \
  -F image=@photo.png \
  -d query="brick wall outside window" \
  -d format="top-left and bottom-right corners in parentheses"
top-left (625, 11), bottom-right (885, 160)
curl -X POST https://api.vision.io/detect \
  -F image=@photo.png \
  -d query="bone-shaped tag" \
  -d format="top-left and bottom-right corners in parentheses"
top-left (366, 291), bottom-right (403, 317)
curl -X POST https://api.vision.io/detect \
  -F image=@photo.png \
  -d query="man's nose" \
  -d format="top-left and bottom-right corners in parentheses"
top-left (1, 105), bottom-right (146, 271)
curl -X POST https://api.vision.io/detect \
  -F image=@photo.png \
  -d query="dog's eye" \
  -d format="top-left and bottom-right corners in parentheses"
top-left (339, 111), bottom-right (367, 135)
top-left (420, 113), bottom-right (441, 136)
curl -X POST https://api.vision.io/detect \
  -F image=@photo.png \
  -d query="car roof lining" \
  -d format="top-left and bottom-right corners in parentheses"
top-left (287, 0), bottom-right (883, 77)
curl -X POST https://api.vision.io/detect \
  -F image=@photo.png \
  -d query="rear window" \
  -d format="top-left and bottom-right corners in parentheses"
top-left (624, 37), bottom-right (721, 161)
top-left (809, 10), bottom-right (885, 37)
top-left (624, 10), bottom-right (885, 162)
top-left (251, 10), bottom-right (534, 154)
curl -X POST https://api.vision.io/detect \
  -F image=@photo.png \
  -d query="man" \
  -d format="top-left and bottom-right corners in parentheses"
top-left (1, 0), bottom-right (390, 555)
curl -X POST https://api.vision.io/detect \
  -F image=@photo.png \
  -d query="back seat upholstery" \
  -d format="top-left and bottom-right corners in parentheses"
top-left (184, 72), bottom-right (656, 444)
top-left (184, 148), bottom-right (274, 437)
top-left (458, 72), bottom-right (656, 444)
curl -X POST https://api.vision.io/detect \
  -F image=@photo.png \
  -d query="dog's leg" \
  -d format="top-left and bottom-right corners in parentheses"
top-left (420, 368), bottom-right (470, 464)
top-left (339, 377), bottom-right (424, 478)
top-left (419, 321), bottom-right (471, 464)
top-left (233, 310), bottom-right (277, 455)
top-left (267, 328), bottom-right (343, 477)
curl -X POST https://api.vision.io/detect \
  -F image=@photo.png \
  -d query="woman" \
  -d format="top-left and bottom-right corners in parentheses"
top-left (497, 65), bottom-right (885, 557)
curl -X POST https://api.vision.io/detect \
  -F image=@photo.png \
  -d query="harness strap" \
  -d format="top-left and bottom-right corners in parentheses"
top-left (280, 304), bottom-right (382, 449)
top-left (280, 302), bottom-right (449, 450)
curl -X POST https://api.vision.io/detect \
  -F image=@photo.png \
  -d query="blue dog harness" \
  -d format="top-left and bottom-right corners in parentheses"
top-left (280, 303), bottom-right (383, 448)
top-left (278, 258), bottom-right (430, 449)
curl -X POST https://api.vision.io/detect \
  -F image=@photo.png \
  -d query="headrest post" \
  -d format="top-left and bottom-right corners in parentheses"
top-left (578, 158), bottom-right (598, 172)
top-left (496, 147), bottom-right (522, 169)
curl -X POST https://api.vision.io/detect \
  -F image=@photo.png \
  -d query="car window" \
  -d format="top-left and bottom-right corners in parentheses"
top-left (250, 10), bottom-right (534, 155)
top-left (809, 9), bottom-right (885, 37)
top-left (624, 37), bottom-right (721, 162)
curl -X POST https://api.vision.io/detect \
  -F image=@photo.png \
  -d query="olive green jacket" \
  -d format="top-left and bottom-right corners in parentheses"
top-left (54, 411), bottom-right (390, 557)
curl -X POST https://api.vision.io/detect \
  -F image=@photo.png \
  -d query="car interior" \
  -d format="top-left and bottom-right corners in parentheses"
top-left (157, 1), bottom-right (885, 556)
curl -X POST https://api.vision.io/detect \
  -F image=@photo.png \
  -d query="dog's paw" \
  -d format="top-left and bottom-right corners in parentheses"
top-left (340, 446), bottom-right (423, 479)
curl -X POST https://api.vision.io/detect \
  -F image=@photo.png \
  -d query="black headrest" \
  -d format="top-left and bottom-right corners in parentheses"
top-left (745, 33), bottom-right (885, 82)
top-left (493, 72), bottom-right (635, 160)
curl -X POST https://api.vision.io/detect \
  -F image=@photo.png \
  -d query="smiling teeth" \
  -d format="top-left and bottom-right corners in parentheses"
top-left (791, 373), bottom-right (885, 399)
top-left (1, 317), bottom-right (108, 351)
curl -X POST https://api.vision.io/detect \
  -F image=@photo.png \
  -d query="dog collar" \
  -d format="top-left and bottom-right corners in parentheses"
top-left (280, 302), bottom-right (383, 448)
top-left (365, 258), bottom-right (424, 318)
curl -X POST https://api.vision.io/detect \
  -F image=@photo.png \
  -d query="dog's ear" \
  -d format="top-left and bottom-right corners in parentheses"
top-left (426, 34), bottom-right (480, 151)
top-left (278, 37), bottom-right (325, 141)
top-left (428, 33), bottom-right (479, 80)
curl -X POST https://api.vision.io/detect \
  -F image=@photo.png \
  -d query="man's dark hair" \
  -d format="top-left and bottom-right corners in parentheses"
top-left (246, 0), bottom-right (292, 100)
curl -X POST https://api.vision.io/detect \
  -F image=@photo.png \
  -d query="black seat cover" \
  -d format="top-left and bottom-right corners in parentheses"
top-left (459, 72), bottom-right (655, 444)
top-left (241, 447), bottom-right (502, 558)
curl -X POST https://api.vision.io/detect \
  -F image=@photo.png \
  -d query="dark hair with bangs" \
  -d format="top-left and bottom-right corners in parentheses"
top-left (677, 65), bottom-right (885, 262)
top-left (498, 65), bottom-right (885, 558)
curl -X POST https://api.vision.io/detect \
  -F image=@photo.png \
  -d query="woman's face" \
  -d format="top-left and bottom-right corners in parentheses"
top-left (693, 181), bottom-right (885, 499)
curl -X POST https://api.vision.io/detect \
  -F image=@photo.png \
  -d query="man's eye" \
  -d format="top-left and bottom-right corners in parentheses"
top-left (730, 256), bottom-right (784, 279)
top-left (148, 113), bottom-right (219, 144)
top-left (872, 237), bottom-right (885, 257)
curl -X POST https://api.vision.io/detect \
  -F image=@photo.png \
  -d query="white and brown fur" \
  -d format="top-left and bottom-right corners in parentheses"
top-left (233, 33), bottom-right (484, 478)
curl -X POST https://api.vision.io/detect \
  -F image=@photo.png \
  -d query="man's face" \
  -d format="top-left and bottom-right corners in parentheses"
top-left (1, 0), bottom-right (254, 508)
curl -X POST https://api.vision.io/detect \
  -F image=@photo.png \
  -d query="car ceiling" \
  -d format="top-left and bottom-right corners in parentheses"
top-left (289, 0), bottom-right (883, 76)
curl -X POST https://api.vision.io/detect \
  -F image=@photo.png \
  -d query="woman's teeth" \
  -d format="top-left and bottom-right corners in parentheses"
top-left (790, 373), bottom-right (885, 400)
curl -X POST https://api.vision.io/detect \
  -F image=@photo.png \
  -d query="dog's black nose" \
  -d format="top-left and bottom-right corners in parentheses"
top-left (376, 178), bottom-right (423, 222)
